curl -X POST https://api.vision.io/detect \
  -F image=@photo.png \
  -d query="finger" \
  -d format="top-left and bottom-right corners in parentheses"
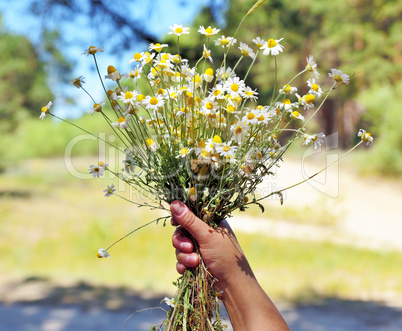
top-left (176, 262), bottom-right (186, 275)
top-left (176, 251), bottom-right (199, 268)
top-left (172, 230), bottom-right (194, 252)
top-left (170, 201), bottom-right (212, 245)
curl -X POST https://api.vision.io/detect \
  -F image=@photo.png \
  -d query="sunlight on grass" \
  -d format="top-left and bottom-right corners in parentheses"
top-left (1, 157), bottom-right (401, 301)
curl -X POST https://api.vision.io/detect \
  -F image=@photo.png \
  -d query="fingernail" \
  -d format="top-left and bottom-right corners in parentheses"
top-left (171, 200), bottom-right (186, 217)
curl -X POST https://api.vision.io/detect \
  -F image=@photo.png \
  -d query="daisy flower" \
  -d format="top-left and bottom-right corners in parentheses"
top-left (70, 76), bottom-right (85, 89)
top-left (279, 85), bottom-right (297, 95)
top-left (252, 37), bottom-right (266, 49)
top-left (203, 68), bottom-right (214, 83)
top-left (198, 26), bottom-right (220, 37)
top-left (163, 297), bottom-right (176, 308)
top-left (329, 69), bottom-right (350, 84)
top-left (224, 76), bottom-right (246, 97)
top-left (202, 45), bottom-right (213, 63)
top-left (105, 65), bottom-right (121, 81)
top-left (243, 86), bottom-right (258, 101)
top-left (307, 79), bottom-right (323, 97)
top-left (214, 35), bottom-right (237, 48)
top-left (128, 65), bottom-right (143, 83)
top-left (82, 46), bottom-right (104, 56)
top-left (231, 121), bottom-right (249, 142)
top-left (291, 110), bottom-right (305, 121)
top-left (306, 55), bottom-right (320, 78)
top-left (111, 115), bottom-right (131, 129)
top-left (89, 164), bottom-right (105, 178)
top-left (39, 101), bottom-right (53, 120)
top-left (238, 42), bottom-right (256, 59)
top-left (176, 147), bottom-right (192, 158)
top-left (358, 129), bottom-right (374, 145)
top-left (143, 95), bottom-right (165, 111)
top-left (242, 108), bottom-right (260, 125)
top-left (303, 133), bottom-right (325, 149)
top-left (88, 102), bottom-right (105, 115)
top-left (118, 90), bottom-right (138, 106)
top-left (146, 138), bottom-right (160, 152)
top-left (188, 187), bottom-right (197, 202)
top-left (216, 67), bottom-right (235, 82)
top-left (296, 93), bottom-right (316, 111)
top-left (168, 24), bottom-right (190, 36)
top-left (123, 151), bottom-right (136, 173)
top-left (103, 184), bottom-right (116, 197)
top-left (275, 99), bottom-right (294, 112)
top-left (149, 43), bottom-right (169, 53)
top-left (97, 249), bottom-right (110, 258)
top-left (261, 38), bottom-right (284, 56)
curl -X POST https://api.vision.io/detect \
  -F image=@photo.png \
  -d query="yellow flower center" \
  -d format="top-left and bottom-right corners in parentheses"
top-left (283, 85), bottom-right (291, 93)
top-left (154, 43), bottom-right (163, 52)
top-left (247, 113), bottom-right (255, 120)
top-left (158, 88), bottom-right (165, 95)
top-left (125, 91), bottom-right (134, 99)
top-left (235, 126), bottom-right (243, 135)
top-left (137, 94), bottom-right (145, 102)
top-left (213, 90), bottom-right (221, 96)
top-left (362, 132), bottom-right (372, 142)
top-left (257, 115), bottom-right (265, 121)
top-left (312, 84), bottom-right (319, 92)
top-left (305, 94), bottom-right (315, 104)
top-left (223, 145), bottom-right (231, 152)
top-left (227, 105), bottom-right (235, 112)
top-left (93, 167), bottom-right (100, 173)
top-left (133, 53), bottom-right (142, 61)
top-left (146, 138), bottom-right (155, 147)
top-left (220, 38), bottom-right (230, 46)
top-left (181, 148), bottom-right (189, 155)
top-left (205, 27), bottom-right (213, 35)
top-left (198, 140), bottom-right (206, 149)
top-left (291, 111), bottom-right (300, 118)
top-left (107, 65), bottom-right (117, 74)
top-left (206, 102), bottom-right (214, 110)
top-left (334, 75), bottom-right (343, 82)
top-left (241, 49), bottom-right (249, 57)
top-left (283, 99), bottom-right (291, 104)
top-left (150, 97), bottom-right (159, 105)
top-left (231, 83), bottom-right (239, 91)
top-left (93, 103), bottom-right (102, 112)
top-left (204, 68), bottom-right (214, 76)
top-left (189, 187), bottom-right (197, 196)
top-left (212, 135), bottom-right (222, 144)
top-left (175, 27), bottom-right (183, 34)
top-left (267, 39), bottom-right (277, 48)
top-left (117, 117), bottom-right (126, 123)
top-left (88, 46), bottom-right (98, 54)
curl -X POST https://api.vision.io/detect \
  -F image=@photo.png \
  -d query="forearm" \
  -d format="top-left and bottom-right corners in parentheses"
top-left (222, 275), bottom-right (289, 330)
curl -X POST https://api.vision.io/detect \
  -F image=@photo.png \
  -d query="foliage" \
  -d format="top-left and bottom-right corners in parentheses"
top-left (175, 0), bottom-right (402, 174)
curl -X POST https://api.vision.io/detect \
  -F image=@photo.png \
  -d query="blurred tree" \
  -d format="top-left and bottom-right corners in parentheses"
top-left (177, 0), bottom-right (401, 150)
top-left (0, 24), bottom-right (54, 132)
top-left (26, 0), bottom-right (228, 51)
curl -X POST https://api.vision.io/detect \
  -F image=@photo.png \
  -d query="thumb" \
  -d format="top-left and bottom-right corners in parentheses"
top-left (170, 200), bottom-right (211, 244)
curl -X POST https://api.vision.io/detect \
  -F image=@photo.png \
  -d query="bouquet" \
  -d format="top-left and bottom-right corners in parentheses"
top-left (39, 1), bottom-right (373, 329)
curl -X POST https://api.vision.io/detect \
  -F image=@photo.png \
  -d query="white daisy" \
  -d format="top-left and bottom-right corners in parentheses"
top-left (168, 24), bottom-right (190, 36)
top-left (214, 35), bottom-right (237, 48)
top-left (303, 133), bottom-right (325, 149)
top-left (97, 248), bottom-right (110, 258)
top-left (198, 26), bottom-right (220, 37)
top-left (306, 55), bottom-right (320, 78)
top-left (358, 129), bottom-right (373, 145)
top-left (261, 38), bottom-right (284, 56)
top-left (103, 185), bottom-right (116, 197)
top-left (329, 68), bottom-right (350, 84)
top-left (238, 42), bottom-right (256, 59)
top-left (39, 101), bottom-right (53, 120)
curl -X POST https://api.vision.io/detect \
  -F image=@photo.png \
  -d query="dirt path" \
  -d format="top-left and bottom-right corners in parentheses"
top-left (231, 155), bottom-right (402, 251)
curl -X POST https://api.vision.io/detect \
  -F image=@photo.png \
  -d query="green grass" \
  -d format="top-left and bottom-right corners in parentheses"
top-left (1, 157), bottom-right (401, 302)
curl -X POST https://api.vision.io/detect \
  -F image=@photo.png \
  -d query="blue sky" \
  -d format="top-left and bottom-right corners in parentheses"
top-left (0, 0), bottom-right (226, 117)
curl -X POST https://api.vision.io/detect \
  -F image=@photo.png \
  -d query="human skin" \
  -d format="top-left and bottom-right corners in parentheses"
top-left (171, 200), bottom-right (290, 331)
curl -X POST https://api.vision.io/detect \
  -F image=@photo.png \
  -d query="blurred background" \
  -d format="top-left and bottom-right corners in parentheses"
top-left (0, 0), bottom-right (401, 330)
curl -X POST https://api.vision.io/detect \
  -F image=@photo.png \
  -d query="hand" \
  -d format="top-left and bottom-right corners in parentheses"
top-left (170, 200), bottom-right (290, 330)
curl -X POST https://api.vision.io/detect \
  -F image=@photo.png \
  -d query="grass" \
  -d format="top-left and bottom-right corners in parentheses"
top-left (1, 157), bottom-right (401, 302)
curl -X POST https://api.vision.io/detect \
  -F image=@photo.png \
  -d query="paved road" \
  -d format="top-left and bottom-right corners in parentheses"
top-left (1, 299), bottom-right (402, 331)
